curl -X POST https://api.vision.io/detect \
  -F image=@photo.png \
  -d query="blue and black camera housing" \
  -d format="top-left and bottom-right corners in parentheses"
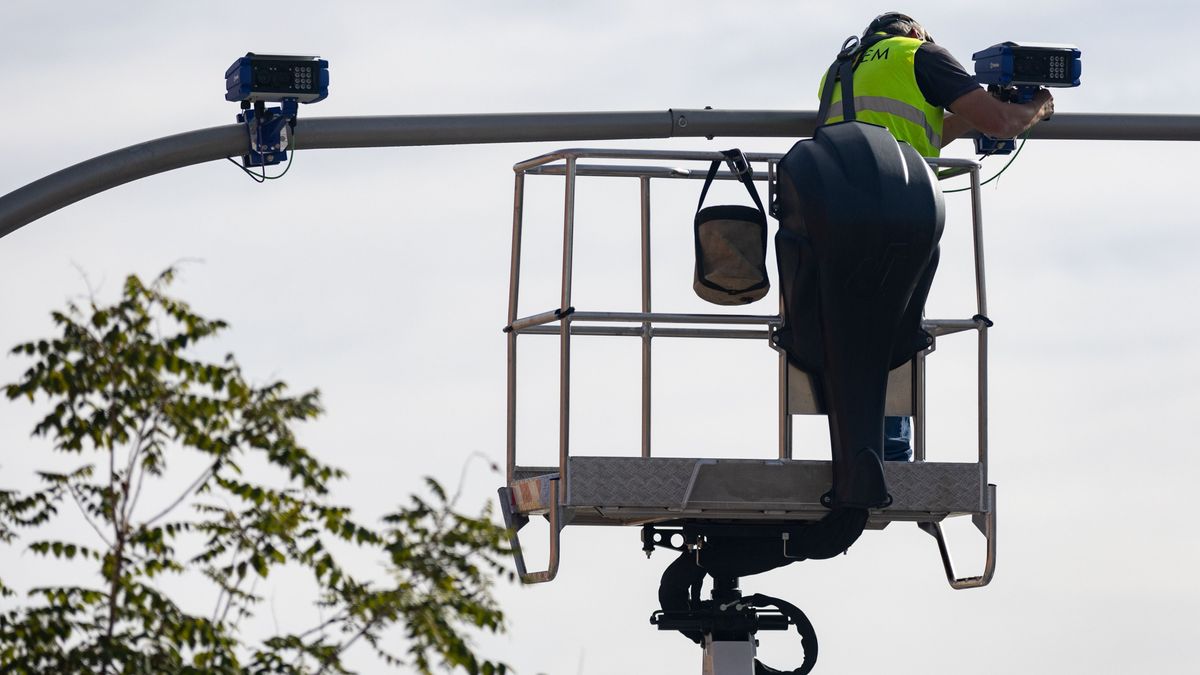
top-left (225, 53), bottom-right (329, 104)
top-left (971, 42), bottom-right (1081, 154)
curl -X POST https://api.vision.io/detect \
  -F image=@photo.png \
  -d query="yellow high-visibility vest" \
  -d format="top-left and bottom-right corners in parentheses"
top-left (821, 35), bottom-right (945, 158)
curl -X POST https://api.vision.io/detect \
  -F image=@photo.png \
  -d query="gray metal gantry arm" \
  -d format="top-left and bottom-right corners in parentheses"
top-left (3, 109), bottom-right (1198, 240)
top-left (498, 148), bottom-right (995, 589)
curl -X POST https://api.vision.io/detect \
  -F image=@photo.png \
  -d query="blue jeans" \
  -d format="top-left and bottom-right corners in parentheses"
top-left (884, 416), bottom-right (913, 462)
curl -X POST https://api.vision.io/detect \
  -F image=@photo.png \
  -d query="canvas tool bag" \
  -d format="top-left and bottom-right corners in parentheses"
top-left (692, 149), bottom-right (770, 305)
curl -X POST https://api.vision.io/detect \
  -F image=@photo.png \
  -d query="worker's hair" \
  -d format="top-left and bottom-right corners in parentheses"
top-left (863, 12), bottom-right (933, 42)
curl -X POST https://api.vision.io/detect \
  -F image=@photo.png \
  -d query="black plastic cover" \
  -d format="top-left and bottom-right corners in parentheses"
top-left (774, 121), bottom-right (944, 509)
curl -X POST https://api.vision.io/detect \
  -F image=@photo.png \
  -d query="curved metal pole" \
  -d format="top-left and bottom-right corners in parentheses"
top-left (3, 109), bottom-right (1199, 239)
top-left (1, 124), bottom-right (246, 240)
top-left (0, 111), bottom-right (676, 240)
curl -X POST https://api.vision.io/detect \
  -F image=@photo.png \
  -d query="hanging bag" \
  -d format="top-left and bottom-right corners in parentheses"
top-left (692, 149), bottom-right (770, 305)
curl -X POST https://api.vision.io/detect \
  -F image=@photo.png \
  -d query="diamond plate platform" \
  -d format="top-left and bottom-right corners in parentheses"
top-left (506, 457), bottom-right (984, 526)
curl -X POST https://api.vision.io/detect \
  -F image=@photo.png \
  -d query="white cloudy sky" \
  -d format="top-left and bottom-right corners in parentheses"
top-left (2, 1), bottom-right (1199, 673)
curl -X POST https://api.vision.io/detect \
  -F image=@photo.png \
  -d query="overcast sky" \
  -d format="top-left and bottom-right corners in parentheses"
top-left (3, 2), bottom-right (1199, 673)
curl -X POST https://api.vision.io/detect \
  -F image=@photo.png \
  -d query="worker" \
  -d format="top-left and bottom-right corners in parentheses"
top-left (822, 12), bottom-right (1055, 460)
top-left (825, 12), bottom-right (1056, 158)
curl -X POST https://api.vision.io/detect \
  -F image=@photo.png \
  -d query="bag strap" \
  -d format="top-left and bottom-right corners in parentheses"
top-left (815, 33), bottom-right (890, 127)
top-left (696, 148), bottom-right (766, 216)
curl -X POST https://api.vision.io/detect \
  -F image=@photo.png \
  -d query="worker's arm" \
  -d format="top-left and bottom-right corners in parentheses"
top-left (943, 88), bottom-right (1055, 144)
top-left (940, 113), bottom-right (977, 146)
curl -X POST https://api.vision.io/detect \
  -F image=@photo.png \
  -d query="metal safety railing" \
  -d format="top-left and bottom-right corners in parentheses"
top-left (506, 148), bottom-right (989, 494)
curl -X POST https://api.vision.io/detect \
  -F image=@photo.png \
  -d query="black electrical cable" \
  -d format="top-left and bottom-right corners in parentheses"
top-left (942, 130), bottom-right (1030, 194)
top-left (226, 118), bottom-right (297, 183)
top-left (225, 156), bottom-right (266, 182)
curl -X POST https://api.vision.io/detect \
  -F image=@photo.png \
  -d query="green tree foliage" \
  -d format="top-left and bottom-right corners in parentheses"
top-left (0, 268), bottom-right (513, 674)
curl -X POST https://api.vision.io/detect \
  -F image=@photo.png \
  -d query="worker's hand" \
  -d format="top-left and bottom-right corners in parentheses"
top-left (1033, 88), bottom-right (1055, 121)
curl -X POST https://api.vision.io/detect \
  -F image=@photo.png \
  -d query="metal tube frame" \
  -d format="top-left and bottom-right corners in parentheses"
top-left (504, 149), bottom-right (993, 582)
top-left (558, 157), bottom-right (577, 505)
top-left (918, 484), bottom-right (997, 589)
top-left (505, 172), bottom-right (525, 485)
top-left (640, 177), bottom-right (653, 458)
top-left (506, 148), bottom-right (990, 471)
top-left (969, 167), bottom-right (991, 483)
top-left (519, 325), bottom-right (771, 339)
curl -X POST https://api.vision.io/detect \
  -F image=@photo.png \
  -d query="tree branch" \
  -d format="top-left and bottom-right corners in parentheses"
top-left (140, 464), bottom-right (215, 530)
top-left (120, 408), bottom-right (163, 524)
top-left (295, 610), bottom-right (350, 641)
top-left (316, 613), bottom-right (386, 675)
top-left (439, 451), bottom-right (500, 533)
top-left (68, 485), bottom-right (113, 548)
top-left (217, 530), bottom-right (269, 626)
top-left (101, 336), bottom-right (126, 675)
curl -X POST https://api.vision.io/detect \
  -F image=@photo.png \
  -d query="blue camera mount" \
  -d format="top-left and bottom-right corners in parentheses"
top-left (236, 99), bottom-right (298, 168)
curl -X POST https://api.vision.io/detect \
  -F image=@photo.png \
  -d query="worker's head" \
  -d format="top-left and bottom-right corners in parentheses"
top-left (863, 12), bottom-right (933, 43)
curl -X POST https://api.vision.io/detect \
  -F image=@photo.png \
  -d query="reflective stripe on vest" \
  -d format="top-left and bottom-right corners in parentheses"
top-left (820, 35), bottom-right (944, 157)
top-left (825, 96), bottom-right (942, 149)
